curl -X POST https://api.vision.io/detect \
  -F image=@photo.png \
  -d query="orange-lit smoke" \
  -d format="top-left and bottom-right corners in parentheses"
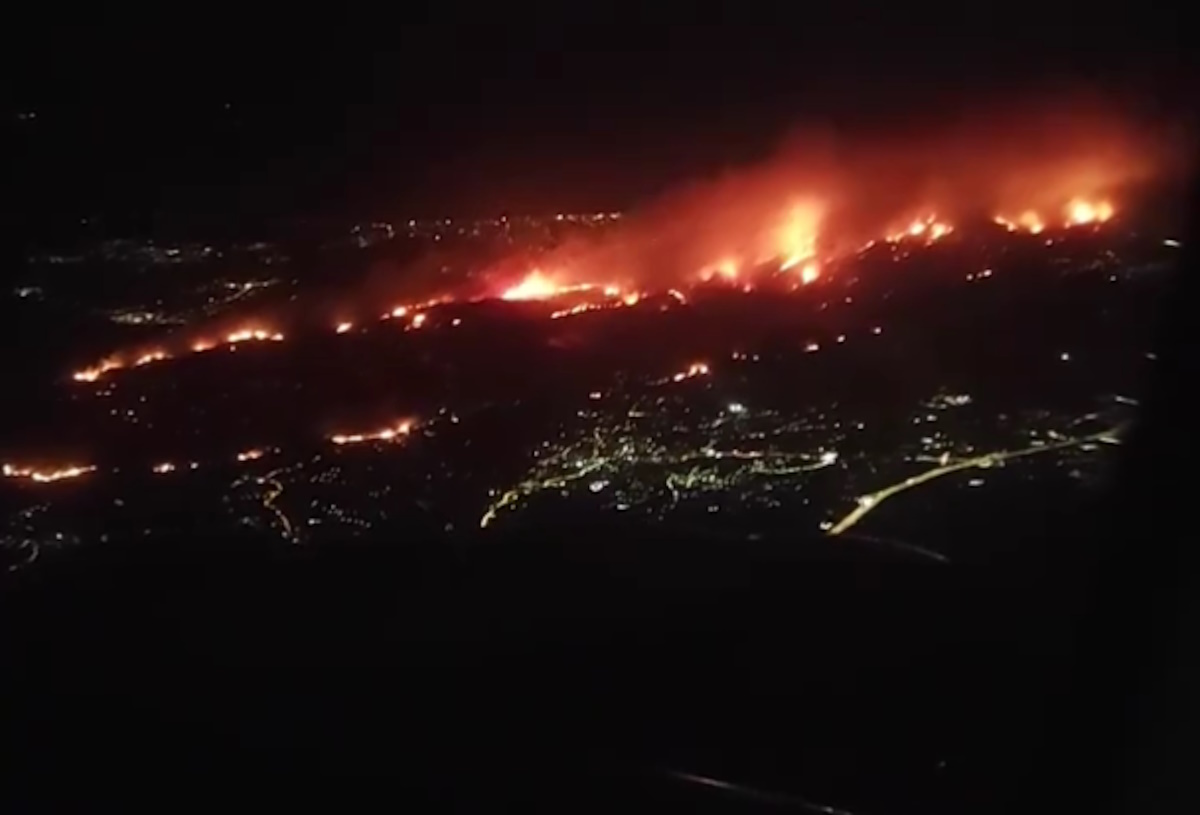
top-left (483, 101), bottom-right (1174, 294)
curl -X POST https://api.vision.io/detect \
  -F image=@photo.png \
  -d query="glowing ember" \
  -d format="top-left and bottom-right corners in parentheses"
top-left (410, 313), bottom-right (427, 329)
top-left (799, 263), bottom-right (820, 285)
top-left (152, 462), bottom-right (176, 474)
top-left (330, 420), bottom-right (415, 446)
top-left (236, 448), bottom-right (265, 462)
top-left (336, 321), bottom-right (354, 334)
top-left (192, 340), bottom-right (215, 353)
top-left (3, 463), bottom-right (96, 483)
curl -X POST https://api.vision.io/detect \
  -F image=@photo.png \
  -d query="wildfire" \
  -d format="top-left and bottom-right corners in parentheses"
top-left (699, 258), bottom-right (741, 283)
top-left (1065, 198), bottom-right (1114, 226)
top-left (63, 148), bottom-right (1135, 388)
top-left (994, 198), bottom-right (1116, 234)
top-left (671, 361), bottom-right (711, 382)
top-left (73, 323), bottom-right (289, 383)
top-left (330, 420), bottom-right (415, 446)
top-left (226, 327), bottom-right (284, 344)
top-left (502, 271), bottom-right (564, 301)
top-left (135, 350), bottom-right (170, 367)
top-left (775, 201), bottom-right (822, 271)
top-left (886, 215), bottom-right (954, 244)
top-left (1018, 211), bottom-right (1045, 234)
top-left (3, 463), bottom-right (96, 483)
top-left (73, 358), bottom-right (123, 382)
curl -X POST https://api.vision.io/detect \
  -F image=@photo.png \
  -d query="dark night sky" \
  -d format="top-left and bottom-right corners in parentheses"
top-left (7, 6), bottom-right (1191, 243)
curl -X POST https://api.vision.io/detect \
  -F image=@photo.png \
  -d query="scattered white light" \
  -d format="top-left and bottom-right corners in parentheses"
top-left (727, 402), bottom-right (746, 414)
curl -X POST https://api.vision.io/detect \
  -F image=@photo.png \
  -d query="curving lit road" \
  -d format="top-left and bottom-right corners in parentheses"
top-left (826, 423), bottom-right (1125, 536)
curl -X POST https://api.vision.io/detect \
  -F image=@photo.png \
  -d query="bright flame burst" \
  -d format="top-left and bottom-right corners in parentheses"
top-left (501, 271), bottom-right (564, 301)
top-left (775, 200), bottom-right (822, 271)
top-left (886, 214), bottom-right (954, 244)
top-left (995, 198), bottom-right (1114, 233)
top-left (1065, 198), bottom-right (1115, 226)
top-left (330, 420), bottom-right (415, 446)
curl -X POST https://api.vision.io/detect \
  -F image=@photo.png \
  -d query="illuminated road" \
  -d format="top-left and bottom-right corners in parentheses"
top-left (826, 424), bottom-right (1125, 536)
top-left (259, 470), bottom-right (296, 541)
